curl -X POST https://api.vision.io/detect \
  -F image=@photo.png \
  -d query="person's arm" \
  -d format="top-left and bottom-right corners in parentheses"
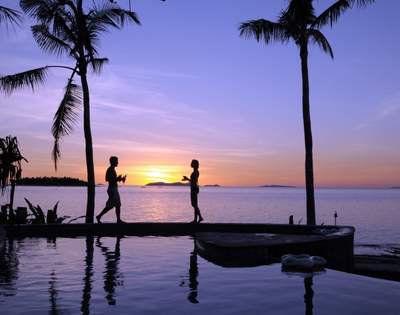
top-left (182, 175), bottom-right (191, 182)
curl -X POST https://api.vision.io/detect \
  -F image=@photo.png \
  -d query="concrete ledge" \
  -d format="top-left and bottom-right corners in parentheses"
top-left (2, 222), bottom-right (353, 237)
top-left (354, 255), bottom-right (400, 281)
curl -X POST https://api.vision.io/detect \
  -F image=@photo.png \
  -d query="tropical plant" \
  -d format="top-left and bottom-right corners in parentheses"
top-left (239, 0), bottom-right (375, 225)
top-left (0, 136), bottom-right (27, 211)
top-left (0, 5), bottom-right (22, 30)
top-left (0, 0), bottom-right (141, 223)
top-left (24, 198), bottom-right (70, 224)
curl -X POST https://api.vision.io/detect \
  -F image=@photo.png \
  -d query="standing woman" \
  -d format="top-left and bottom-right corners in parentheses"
top-left (182, 160), bottom-right (204, 223)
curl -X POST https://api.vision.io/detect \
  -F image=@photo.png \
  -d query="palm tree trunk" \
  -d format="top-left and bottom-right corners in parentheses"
top-left (9, 180), bottom-right (15, 211)
top-left (300, 43), bottom-right (316, 225)
top-left (80, 66), bottom-right (96, 224)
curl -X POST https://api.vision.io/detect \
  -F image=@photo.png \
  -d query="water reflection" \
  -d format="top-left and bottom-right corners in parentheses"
top-left (0, 238), bottom-right (19, 298)
top-left (304, 277), bottom-right (314, 315)
top-left (96, 236), bottom-right (123, 305)
top-left (81, 236), bottom-right (94, 315)
top-left (49, 270), bottom-right (60, 315)
top-left (180, 239), bottom-right (200, 304)
top-left (282, 271), bottom-right (321, 315)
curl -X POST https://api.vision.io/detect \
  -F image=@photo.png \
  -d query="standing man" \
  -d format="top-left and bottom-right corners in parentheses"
top-left (96, 156), bottom-right (126, 223)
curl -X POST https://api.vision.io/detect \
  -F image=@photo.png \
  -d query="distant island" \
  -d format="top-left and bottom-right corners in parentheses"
top-left (145, 182), bottom-right (189, 187)
top-left (145, 182), bottom-right (221, 187)
top-left (17, 177), bottom-right (87, 186)
top-left (391, 187), bottom-right (400, 189)
top-left (259, 185), bottom-right (296, 188)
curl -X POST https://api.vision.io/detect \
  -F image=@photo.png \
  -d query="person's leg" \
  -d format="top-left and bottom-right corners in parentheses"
top-left (193, 192), bottom-right (203, 223)
top-left (96, 206), bottom-right (113, 223)
top-left (114, 191), bottom-right (124, 223)
top-left (195, 206), bottom-right (203, 223)
top-left (115, 206), bottom-right (124, 223)
top-left (190, 191), bottom-right (197, 223)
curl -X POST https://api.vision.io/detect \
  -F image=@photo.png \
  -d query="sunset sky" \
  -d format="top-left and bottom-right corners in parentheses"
top-left (1, 0), bottom-right (399, 187)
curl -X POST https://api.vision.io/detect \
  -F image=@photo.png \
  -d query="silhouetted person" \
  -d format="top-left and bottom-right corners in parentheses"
top-left (96, 236), bottom-right (123, 306)
top-left (96, 156), bottom-right (126, 223)
top-left (182, 159), bottom-right (203, 223)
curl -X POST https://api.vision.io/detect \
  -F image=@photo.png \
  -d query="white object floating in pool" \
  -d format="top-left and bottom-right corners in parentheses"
top-left (281, 254), bottom-right (327, 270)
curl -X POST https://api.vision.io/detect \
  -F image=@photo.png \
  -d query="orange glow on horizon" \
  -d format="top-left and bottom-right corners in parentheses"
top-left (124, 164), bottom-right (185, 185)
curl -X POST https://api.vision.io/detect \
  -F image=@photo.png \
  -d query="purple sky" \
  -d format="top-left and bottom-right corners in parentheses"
top-left (0, 0), bottom-right (399, 187)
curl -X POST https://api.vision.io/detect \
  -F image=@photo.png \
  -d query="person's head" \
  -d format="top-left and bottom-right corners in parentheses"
top-left (191, 159), bottom-right (199, 169)
top-left (109, 156), bottom-right (118, 167)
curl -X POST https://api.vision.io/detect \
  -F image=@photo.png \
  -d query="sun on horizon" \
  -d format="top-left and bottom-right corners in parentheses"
top-left (123, 164), bottom-right (184, 185)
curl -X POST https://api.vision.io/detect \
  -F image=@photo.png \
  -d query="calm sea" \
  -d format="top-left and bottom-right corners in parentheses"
top-left (1, 187), bottom-right (400, 314)
top-left (4, 186), bottom-right (400, 244)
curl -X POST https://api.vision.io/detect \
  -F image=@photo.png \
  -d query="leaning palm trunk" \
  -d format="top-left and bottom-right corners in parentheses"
top-left (300, 42), bottom-right (316, 225)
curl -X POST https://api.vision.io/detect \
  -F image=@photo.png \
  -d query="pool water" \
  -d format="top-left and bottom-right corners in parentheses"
top-left (1, 236), bottom-right (399, 315)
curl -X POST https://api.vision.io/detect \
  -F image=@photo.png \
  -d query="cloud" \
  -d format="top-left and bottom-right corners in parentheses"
top-left (354, 90), bottom-right (400, 130)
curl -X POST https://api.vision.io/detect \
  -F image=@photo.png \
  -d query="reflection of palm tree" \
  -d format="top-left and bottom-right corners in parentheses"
top-left (96, 236), bottom-right (123, 305)
top-left (239, 0), bottom-right (374, 225)
top-left (81, 236), bottom-right (94, 315)
top-left (0, 0), bottom-right (140, 223)
top-left (304, 277), bottom-right (314, 315)
top-left (49, 270), bottom-right (60, 315)
top-left (0, 239), bottom-right (19, 297)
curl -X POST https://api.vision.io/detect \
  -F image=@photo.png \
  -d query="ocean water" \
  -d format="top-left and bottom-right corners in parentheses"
top-left (4, 186), bottom-right (400, 244)
top-left (1, 236), bottom-right (399, 315)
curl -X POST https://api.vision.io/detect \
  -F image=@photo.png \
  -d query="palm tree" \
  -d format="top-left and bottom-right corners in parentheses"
top-left (0, 136), bottom-right (27, 211)
top-left (0, 0), bottom-right (140, 223)
top-left (239, 0), bottom-right (374, 225)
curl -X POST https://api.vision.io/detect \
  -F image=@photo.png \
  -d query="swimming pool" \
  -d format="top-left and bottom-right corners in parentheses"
top-left (1, 236), bottom-right (399, 314)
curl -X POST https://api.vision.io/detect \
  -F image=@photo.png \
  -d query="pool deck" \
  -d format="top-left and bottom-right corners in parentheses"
top-left (1, 222), bottom-right (351, 237)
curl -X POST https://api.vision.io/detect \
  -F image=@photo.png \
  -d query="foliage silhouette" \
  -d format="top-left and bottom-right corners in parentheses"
top-left (0, 5), bottom-right (22, 30)
top-left (0, 136), bottom-right (27, 210)
top-left (0, 0), bottom-right (140, 223)
top-left (239, 0), bottom-right (375, 224)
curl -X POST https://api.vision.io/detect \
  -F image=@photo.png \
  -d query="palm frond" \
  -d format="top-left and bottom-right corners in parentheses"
top-left (312, 0), bottom-right (350, 28)
top-left (32, 24), bottom-right (72, 56)
top-left (0, 136), bottom-right (27, 192)
top-left (89, 58), bottom-right (109, 74)
top-left (0, 6), bottom-right (22, 29)
top-left (349, 0), bottom-right (376, 7)
top-left (282, 0), bottom-right (316, 27)
top-left (239, 19), bottom-right (289, 44)
top-left (313, 0), bottom-right (374, 29)
top-left (0, 67), bottom-right (48, 95)
top-left (20, 0), bottom-right (61, 23)
top-left (308, 29), bottom-right (334, 58)
top-left (52, 77), bottom-right (82, 169)
top-left (88, 6), bottom-right (141, 31)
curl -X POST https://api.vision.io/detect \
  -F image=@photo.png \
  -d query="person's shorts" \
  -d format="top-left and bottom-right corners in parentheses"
top-left (106, 187), bottom-right (121, 208)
